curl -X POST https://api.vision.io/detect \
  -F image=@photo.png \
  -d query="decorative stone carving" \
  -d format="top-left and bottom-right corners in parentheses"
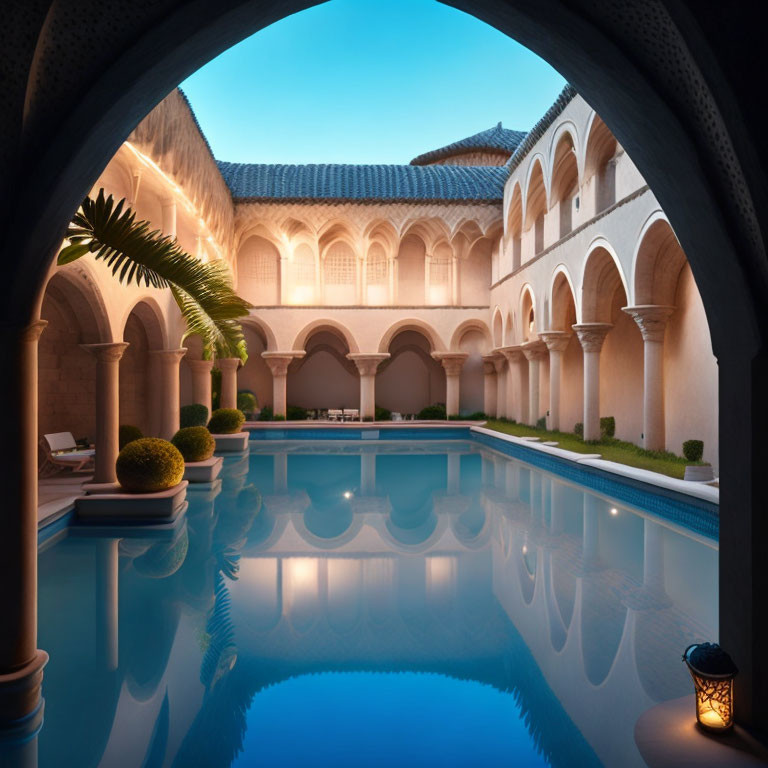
top-left (80, 342), bottom-right (129, 362)
top-left (622, 305), bottom-right (675, 342)
top-left (572, 323), bottom-right (613, 353)
top-left (21, 319), bottom-right (48, 342)
top-left (498, 345), bottom-right (524, 364)
top-left (347, 353), bottom-right (390, 377)
top-left (481, 355), bottom-right (497, 376)
top-left (261, 351), bottom-right (305, 377)
top-left (432, 352), bottom-right (468, 376)
top-left (521, 340), bottom-right (548, 361)
top-left (538, 330), bottom-right (571, 353)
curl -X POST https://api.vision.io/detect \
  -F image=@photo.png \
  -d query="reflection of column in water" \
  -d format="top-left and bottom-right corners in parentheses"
top-left (550, 479), bottom-right (565, 535)
top-left (582, 493), bottom-right (600, 565)
top-left (96, 539), bottom-right (119, 671)
top-left (481, 455), bottom-right (493, 486)
top-left (531, 473), bottom-right (543, 525)
top-left (505, 462), bottom-right (519, 500)
top-left (361, 453), bottom-right (376, 495)
top-left (492, 456), bottom-right (505, 490)
top-left (0, 704), bottom-right (43, 768)
top-left (643, 518), bottom-right (666, 594)
top-left (273, 452), bottom-right (287, 493)
top-left (446, 452), bottom-right (460, 495)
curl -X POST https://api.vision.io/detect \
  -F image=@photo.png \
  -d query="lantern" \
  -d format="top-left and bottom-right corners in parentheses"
top-left (682, 643), bottom-right (738, 732)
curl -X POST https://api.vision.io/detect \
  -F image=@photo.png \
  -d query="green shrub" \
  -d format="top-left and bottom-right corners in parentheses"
top-left (574, 422), bottom-right (583, 437)
top-left (116, 438), bottom-right (185, 493)
top-left (600, 416), bottom-right (616, 438)
top-left (237, 391), bottom-right (258, 416)
top-left (211, 367), bottom-right (222, 411)
top-left (171, 426), bottom-right (215, 462)
top-left (448, 414), bottom-right (464, 421)
top-left (119, 424), bottom-right (143, 450)
top-left (180, 403), bottom-right (209, 428)
top-left (465, 411), bottom-right (488, 420)
top-left (259, 405), bottom-right (273, 421)
top-left (273, 414), bottom-right (286, 421)
top-left (133, 527), bottom-right (189, 578)
top-left (683, 439), bottom-right (704, 463)
top-left (418, 403), bottom-right (447, 420)
top-left (375, 405), bottom-right (391, 421)
top-left (535, 416), bottom-right (546, 430)
top-left (208, 408), bottom-right (245, 434)
top-left (286, 405), bottom-right (308, 420)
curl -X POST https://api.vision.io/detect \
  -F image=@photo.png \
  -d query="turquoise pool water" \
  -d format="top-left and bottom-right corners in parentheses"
top-left (28, 434), bottom-right (717, 767)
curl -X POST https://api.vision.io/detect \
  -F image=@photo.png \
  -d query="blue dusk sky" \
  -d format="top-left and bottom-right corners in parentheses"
top-left (181, 0), bottom-right (567, 165)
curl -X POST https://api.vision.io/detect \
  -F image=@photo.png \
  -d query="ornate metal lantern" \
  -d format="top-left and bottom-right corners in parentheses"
top-left (683, 643), bottom-right (738, 732)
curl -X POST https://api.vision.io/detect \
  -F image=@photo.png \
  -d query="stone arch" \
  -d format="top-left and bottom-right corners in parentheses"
top-left (377, 318), bottom-right (445, 354)
top-left (523, 156), bottom-right (549, 258)
top-left (549, 128), bottom-right (580, 238)
top-left (293, 319), bottom-right (359, 354)
top-left (492, 307), bottom-right (504, 348)
top-left (549, 265), bottom-right (578, 331)
top-left (450, 319), bottom-right (492, 352)
top-left (289, 240), bottom-right (317, 305)
top-left (322, 238), bottom-right (357, 306)
top-left (583, 113), bottom-right (619, 214)
top-left (504, 311), bottom-right (514, 346)
top-left (237, 233), bottom-right (281, 305)
top-left (395, 232), bottom-right (426, 306)
top-left (237, 316), bottom-right (278, 413)
top-left (119, 295), bottom-right (167, 349)
top-left (460, 237), bottom-right (492, 306)
top-left (632, 214), bottom-right (687, 306)
top-left (506, 182), bottom-right (524, 271)
top-left (580, 240), bottom-right (629, 323)
top-left (519, 284), bottom-right (537, 342)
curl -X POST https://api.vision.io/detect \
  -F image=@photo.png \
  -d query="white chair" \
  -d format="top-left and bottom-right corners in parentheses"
top-left (343, 409), bottom-right (359, 422)
top-left (328, 409), bottom-right (343, 422)
top-left (39, 432), bottom-right (95, 477)
top-left (392, 412), bottom-right (403, 422)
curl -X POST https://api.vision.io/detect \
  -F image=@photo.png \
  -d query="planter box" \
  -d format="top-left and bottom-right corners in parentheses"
top-left (76, 481), bottom-right (188, 523)
top-left (212, 431), bottom-right (249, 453)
top-left (183, 456), bottom-right (223, 483)
top-left (684, 464), bottom-right (715, 482)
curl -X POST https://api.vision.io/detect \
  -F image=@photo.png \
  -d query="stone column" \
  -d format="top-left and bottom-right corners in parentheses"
top-left (492, 355), bottom-right (507, 419)
top-left (0, 320), bottom-right (49, 723)
top-left (481, 355), bottom-right (498, 417)
top-left (218, 357), bottom-right (240, 410)
top-left (424, 254), bottom-right (432, 304)
top-left (81, 342), bottom-right (129, 483)
top-left (186, 359), bottom-right (213, 413)
top-left (499, 346), bottom-right (524, 422)
top-left (432, 353), bottom-right (468, 417)
top-left (161, 197), bottom-right (177, 238)
top-left (539, 331), bottom-right (571, 431)
top-left (622, 305), bottom-right (675, 451)
top-left (572, 323), bottom-right (612, 441)
top-left (262, 352), bottom-right (305, 418)
top-left (522, 340), bottom-right (547, 425)
top-left (95, 539), bottom-right (119, 671)
top-left (451, 256), bottom-right (459, 305)
top-left (150, 348), bottom-right (186, 439)
top-left (347, 353), bottom-right (390, 420)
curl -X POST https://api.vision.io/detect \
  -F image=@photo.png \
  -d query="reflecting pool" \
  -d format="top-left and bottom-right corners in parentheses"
top-left (27, 437), bottom-right (717, 767)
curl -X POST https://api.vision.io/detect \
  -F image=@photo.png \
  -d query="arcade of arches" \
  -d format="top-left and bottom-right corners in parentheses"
top-left (38, 86), bottom-right (717, 484)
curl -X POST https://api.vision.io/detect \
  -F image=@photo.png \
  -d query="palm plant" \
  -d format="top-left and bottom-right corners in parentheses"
top-left (58, 189), bottom-right (251, 361)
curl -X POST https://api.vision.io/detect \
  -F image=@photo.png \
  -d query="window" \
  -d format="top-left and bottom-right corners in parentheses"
top-left (367, 243), bottom-right (387, 285)
top-left (324, 241), bottom-right (355, 285)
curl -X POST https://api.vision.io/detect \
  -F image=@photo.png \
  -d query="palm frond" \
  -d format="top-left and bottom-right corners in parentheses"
top-left (60, 190), bottom-right (251, 361)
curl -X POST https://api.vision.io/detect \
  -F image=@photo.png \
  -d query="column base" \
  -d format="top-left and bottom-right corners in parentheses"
top-left (0, 650), bottom-right (48, 725)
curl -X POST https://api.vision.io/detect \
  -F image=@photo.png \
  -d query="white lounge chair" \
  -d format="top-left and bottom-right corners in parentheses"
top-left (328, 409), bottom-right (343, 422)
top-left (39, 432), bottom-right (95, 477)
top-left (343, 409), bottom-right (359, 422)
top-left (391, 412), bottom-right (403, 422)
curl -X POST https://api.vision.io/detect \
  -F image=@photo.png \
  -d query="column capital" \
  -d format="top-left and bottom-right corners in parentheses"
top-left (186, 358), bottom-right (214, 373)
top-left (432, 352), bottom-right (468, 376)
top-left (217, 356), bottom-right (241, 372)
top-left (521, 340), bottom-right (548, 361)
top-left (262, 350), bottom-right (306, 376)
top-left (489, 351), bottom-right (507, 374)
top-left (622, 305), bottom-right (676, 342)
top-left (498, 345), bottom-right (524, 364)
top-left (481, 354), bottom-right (498, 375)
top-left (347, 353), bottom-right (390, 376)
top-left (17, 319), bottom-right (48, 342)
top-left (80, 341), bottom-right (129, 362)
top-left (149, 347), bottom-right (187, 363)
top-left (538, 330), bottom-right (571, 353)
top-left (572, 323), bottom-right (613, 353)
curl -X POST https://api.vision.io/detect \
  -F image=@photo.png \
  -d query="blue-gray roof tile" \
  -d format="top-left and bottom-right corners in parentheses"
top-left (410, 122), bottom-right (526, 166)
top-left (218, 162), bottom-right (506, 203)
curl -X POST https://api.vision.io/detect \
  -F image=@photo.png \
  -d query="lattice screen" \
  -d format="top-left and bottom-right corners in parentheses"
top-left (292, 243), bottom-right (316, 286)
top-left (324, 242), bottom-right (356, 285)
top-left (367, 243), bottom-right (387, 285)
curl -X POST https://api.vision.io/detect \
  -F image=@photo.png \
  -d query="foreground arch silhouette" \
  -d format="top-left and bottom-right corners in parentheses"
top-left (2, 0), bottom-right (767, 731)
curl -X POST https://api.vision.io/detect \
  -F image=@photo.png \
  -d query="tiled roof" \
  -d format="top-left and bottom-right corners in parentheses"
top-left (410, 123), bottom-right (526, 166)
top-left (218, 161), bottom-right (507, 203)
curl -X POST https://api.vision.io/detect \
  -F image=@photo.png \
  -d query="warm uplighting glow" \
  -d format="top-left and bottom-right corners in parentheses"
top-left (610, 508), bottom-right (618, 516)
top-left (522, 544), bottom-right (528, 555)
top-left (343, 491), bottom-right (353, 499)
top-left (683, 643), bottom-right (737, 732)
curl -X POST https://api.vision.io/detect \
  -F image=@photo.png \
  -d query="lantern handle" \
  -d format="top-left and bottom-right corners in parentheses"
top-left (682, 643), bottom-right (698, 662)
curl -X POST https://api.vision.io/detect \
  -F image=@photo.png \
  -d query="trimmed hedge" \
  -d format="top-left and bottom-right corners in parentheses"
top-left (600, 416), bottom-right (616, 438)
top-left (375, 405), bottom-right (391, 421)
top-left (574, 422), bottom-right (583, 437)
top-left (259, 405), bottom-right (273, 421)
top-left (286, 405), bottom-right (308, 420)
top-left (171, 426), bottom-right (215, 462)
top-left (119, 424), bottom-right (143, 450)
top-left (683, 439), bottom-right (704, 463)
top-left (208, 408), bottom-right (245, 434)
top-left (116, 438), bottom-right (184, 493)
top-left (536, 417), bottom-right (547, 430)
top-left (237, 391), bottom-right (257, 416)
top-left (418, 403), bottom-right (447, 420)
top-left (180, 403), bottom-right (209, 428)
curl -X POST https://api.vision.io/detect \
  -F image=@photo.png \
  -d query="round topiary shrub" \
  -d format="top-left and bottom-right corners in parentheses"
top-left (171, 426), bottom-right (215, 462)
top-left (418, 403), bottom-right (447, 420)
top-left (119, 424), bottom-right (143, 450)
top-left (180, 403), bottom-right (209, 428)
top-left (116, 437), bottom-right (185, 493)
top-left (683, 439), bottom-right (704, 463)
top-left (237, 391), bottom-right (257, 416)
top-left (133, 527), bottom-right (189, 578)
top-left (208, 408), bottom-right (245, 434)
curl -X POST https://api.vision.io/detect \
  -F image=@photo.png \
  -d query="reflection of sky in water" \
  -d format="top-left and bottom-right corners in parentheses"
top-left (234, 672), bottom-right (548, 768)
top-left (27, 439), bottom-right (718, 768)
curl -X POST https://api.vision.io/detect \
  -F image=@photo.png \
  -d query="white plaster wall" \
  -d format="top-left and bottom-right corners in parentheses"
top-left (458, 330), bottom-right (485, 414)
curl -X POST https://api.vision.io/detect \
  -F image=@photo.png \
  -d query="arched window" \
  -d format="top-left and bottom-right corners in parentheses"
top-left (290, 243), bottom-right (316, 304)
top-left (238, 235), bottom-right (280, 305)
top-left (323, 241), bottom-right (357, 304)
top-left (367, 243), bottom-right (387, 285)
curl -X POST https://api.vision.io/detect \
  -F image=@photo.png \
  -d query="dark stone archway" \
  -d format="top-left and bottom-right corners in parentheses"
top-left (1, 0), bottom-right (766, 731)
